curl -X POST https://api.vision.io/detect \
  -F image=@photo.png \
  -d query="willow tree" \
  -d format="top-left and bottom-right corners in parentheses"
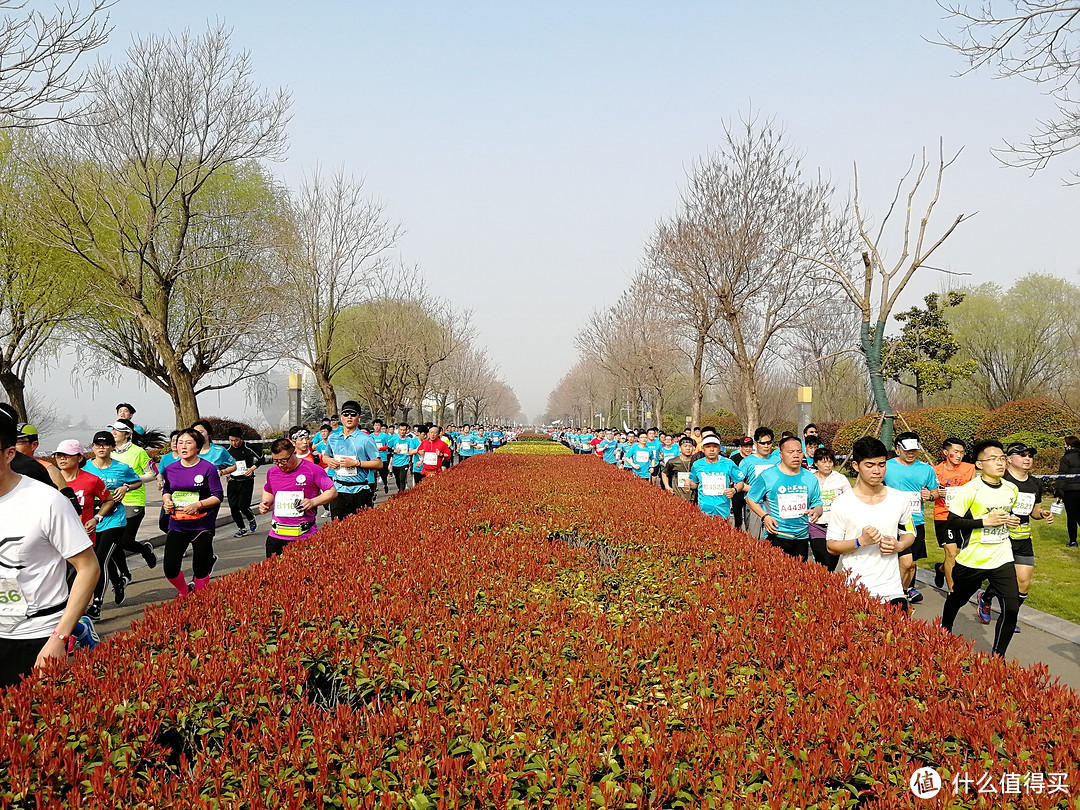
top-left (31, 25), bottom-right (290, 426)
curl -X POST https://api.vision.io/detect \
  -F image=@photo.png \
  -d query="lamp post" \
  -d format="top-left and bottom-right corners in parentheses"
top-left (288, 373), bottom-right (302, 428)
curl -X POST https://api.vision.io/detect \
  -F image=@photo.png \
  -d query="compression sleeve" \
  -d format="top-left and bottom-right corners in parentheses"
top-left (947, 512), bottom-right (983, 532)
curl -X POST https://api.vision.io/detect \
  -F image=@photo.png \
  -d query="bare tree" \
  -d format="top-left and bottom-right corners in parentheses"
top-left (274, 167), bottom-right (401, 416)
top-left (30, 25), bottom-right (291, 427)
top-left (0, 0), bottom-right (111, 125)
top-left (937, 1), bottom-right (1080, 179)
top-left (652, 118), bottom-right (836, 433)
top-left (800, 141), bottom-right (972, 445)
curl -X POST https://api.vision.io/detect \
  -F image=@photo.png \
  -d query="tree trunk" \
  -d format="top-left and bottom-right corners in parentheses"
top-left (0, 368), bottom-right (28, 421)
top-left (739, 363), bottom-right (761, 435)
top-left (166, 373), bottom-right (201, 429)
top-left (654, 389), bottom-right (664, 429)
top-left (314, 362), bottom-right (338, 418)
top-left (862, 319), bottom-right (894, 447)
top-left (690, 333), bottom-right (705, 428)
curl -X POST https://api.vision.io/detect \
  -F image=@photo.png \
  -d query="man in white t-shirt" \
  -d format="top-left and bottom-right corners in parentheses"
top-left (0, 412), bottom-right (100, 689)
top-left (827, 436), bottom-right (916, 608)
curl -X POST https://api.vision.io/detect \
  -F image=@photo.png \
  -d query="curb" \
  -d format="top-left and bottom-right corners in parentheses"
top-left (915, 568), bottom-right (1080, 646)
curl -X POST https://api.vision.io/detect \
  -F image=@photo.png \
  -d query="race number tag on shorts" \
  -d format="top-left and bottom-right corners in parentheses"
top-left (776, 492), bottom-right (808, 519)
top-left (274, 490), bottom-right (304, 519)
top-left (0, 577), bottom-right (28, 631)
top-left (1012, 492), bottom-right (1036, 517)
top-left (423, 451), bottom-right (439, 466)
top-left (700, 473), bottom-right (727, 497)
top-left (981, 525), bottom-right (1008, 544)
top-left (676, 472), bottom-right (691, 490)
top-left (337, 456), bottom-right (359, 478)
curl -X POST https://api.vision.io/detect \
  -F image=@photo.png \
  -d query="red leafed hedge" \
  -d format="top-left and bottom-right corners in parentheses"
top-left (3, 456), bottom-right (1080, 808)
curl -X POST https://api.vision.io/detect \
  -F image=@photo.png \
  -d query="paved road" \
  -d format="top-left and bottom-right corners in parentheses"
top-left (94, 471), bottom-right (1080, 692)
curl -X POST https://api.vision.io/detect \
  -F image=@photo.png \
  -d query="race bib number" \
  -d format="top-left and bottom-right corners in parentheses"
top-left (821, 489), bottom-right (838, 510)
top-left (981, 525), bottom-right (1008, 544)
top-left (1012, 492), bottom-right (1036, 517)
top-left (943, 487), bottom-right (962, 511)
top-left (0, 577), bottom-right (28, 631)
top-left (460, 441), bottom-right (471, 451)
top-left (274, 490), bottom-right (305, 518)
top-left (423, 451), bottom-right (439, 466)
top-left (172, 491), bottom-right (199, 509)
top-left (700, 473), bottom-right (727, 497)
top-left (635, 450), bottom-right (650, 463)
top-left (776, 492), bottom-right (808, 519)
top-left (336, 456), bottom-right (359, 478)
top-left (908, 493), bottom-right (923, 516)
top-left (232, 460), bottom-right (248, 476)
top-left (676, 472), bottom-right (691, 490)
top-left (394, 443), bottom-right (408, 454)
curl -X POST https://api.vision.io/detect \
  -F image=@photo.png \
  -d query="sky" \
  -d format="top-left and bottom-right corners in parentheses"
top-left (26, 1), bottom-right (1080, 428)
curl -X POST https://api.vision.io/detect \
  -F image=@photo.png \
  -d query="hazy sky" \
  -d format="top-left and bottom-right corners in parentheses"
top-left (29, 1), bottom-right (1080, 428)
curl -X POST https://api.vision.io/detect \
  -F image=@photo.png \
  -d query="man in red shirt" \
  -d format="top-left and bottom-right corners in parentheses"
top-left (417, 425), bottom-right (452, 480)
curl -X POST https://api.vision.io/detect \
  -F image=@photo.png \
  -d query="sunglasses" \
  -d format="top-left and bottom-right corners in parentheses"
top-left (340, 411), bottom-right (360, 417)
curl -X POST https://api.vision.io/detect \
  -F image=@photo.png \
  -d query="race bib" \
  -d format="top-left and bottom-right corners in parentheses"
top-left (821, 489), bottom-right (838, 510)
top-left (908, 493), bottom-right (923, 516)
top-left (394, 443), bottom-right (408, 454)
top-left (676, 472), bottom-right (691, 490)
top-left (635, 450), bottom-right (650, 463)
top-left (700, 473), bottom-right (727, 497)
top-left (0, 577), bottom-right (29, 632)
top-left (776, 491), bottom-right (808, 520)
top-left (943, 487), bottom-right (962, 511)
top-left (981, 525), bottom-right (1008, 544)
top-left (423, 451), bottom-right (439, 466)
top-left (1012, 492), bottom-right (1037, 517)
top-left (232, 460), bottom-right (248, 477)
top-left (172, 491), bottom-right (199, 509)
top-left (274, 490), bottom-right (304, 518)
top-left (460, 441), bottom-right (471, 451)
top-left (337, 456), bottom-right (359, 478)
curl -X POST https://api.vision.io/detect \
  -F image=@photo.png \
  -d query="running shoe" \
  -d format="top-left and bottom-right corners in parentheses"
top-left (74, 616), bottom-right (100, 650)
top-left (233, 528), bottom-right (248, 538)
top-left (121, 571), bottom-right (133, 586)
top-left (1013, 624), bottom-right (1021, 634)
top-left (113, 578), bottom-right (126, 606)
top-left (248, 519), bottom-right (257, 533)
top-left (140, 542), bottom-right (158, 569)
top-left (1069, 540), bottom-right (1078, 548)
top-left (86, 603), bottom-right (101, 621)
top-left (905, 586), bottom-right (923, 605)
top-left (933, 563), bottom-right (945, 590)
top-left (976, 590), bottom-right (992, 624)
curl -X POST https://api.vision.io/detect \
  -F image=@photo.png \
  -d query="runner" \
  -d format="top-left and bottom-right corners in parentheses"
top-left (259, 437), bottom-right (337, 558)
top-left (191, 420), bottom-right (233, 471)
top-left (625, 432), bottom-right (656, 482)
top-left (13, 421), bottom-right (65, 489)
top-left (115, 403), bottom-right (136, 422)
top-left (160, 428), bottom-right (223, 596)
top-left (389, 423), bottom-right (419, 492)
top-left (942, 439), bottom-right (1022, 656)
top-left (417, 425), bottom-right (453, 479)
top-left (730, 436), bottom-right (754, 530)
top-left (323, 401), bottom-right (381, 518)
top-left (687, 435), bottom-right (745, 520)
top-left (457, 424), bottom-right (477, 462)
top-left (0, 412), bottom-right (100, 689)
top-left (810, 446), bottom-right (850, 571)
top-left (803, 435), bottom-right (822, 470)
top-left (83, 430), bottom-right (142, 616)
top-left (746, 436), bottom-right (823, 560)
top-left (225, 427), bottom-right (260, 538)
top-left (109, 419), bottom-right (158, 583)
top-left (411, 424), bottom-right (427, 486)
top-left (826, 437), bottom-right (916, 608)
top-left (978, 443), bottom-right (1054, 631)
top-left (738, 427), bottom-right (779, 539)
top-left (156, 431), bottom-right (181, 533)
top-left (597, 430), bottom-right (620, 465)
top-left (329, 414), bottom-right (340, 432)
top-left (370, 419), bottom-right (392, 494)
top-left (663, 435), bottom-right (698, 503)
top-left (313, 423), bottom-right (332, 455)
top-left (883, 432), bottom-right (940, 605)
top-left (1056, 435), bottom-right (1080, 547)
top-left (931, 438), bottom-right (976, 592)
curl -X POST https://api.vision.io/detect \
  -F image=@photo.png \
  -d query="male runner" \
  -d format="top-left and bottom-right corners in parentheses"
top-left (746, 436), bottom-right (823, 560)
top-left (259, 438), bottom-right (337, 558)
top-left (687, 435), bottom-right (745, 520)
top-left (370, 420), bottom-right (392, 494)
top-left (932, 438), bottom-right (975, 592)
top-left (738, 427), bottom-right (779, 538)
top-left (323, 401), bottom-right (381, 518)
top-left (664, 436), bottom-right (698, 503)
top-left (389, 423), bottom-right (419, 492)
top-left (884, 432), bottom-right (939, 604)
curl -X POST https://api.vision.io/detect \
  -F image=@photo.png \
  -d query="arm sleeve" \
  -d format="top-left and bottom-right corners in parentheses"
top-left (946, 512), bottom-right (982, 532)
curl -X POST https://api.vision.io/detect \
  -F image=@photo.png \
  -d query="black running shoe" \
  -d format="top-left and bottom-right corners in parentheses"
top-left (933, 563), bottom-right (945, 590)
top-left (140, 542), bottom-right (158, 569)
top-left (113, 578), bottom-right (126, 606)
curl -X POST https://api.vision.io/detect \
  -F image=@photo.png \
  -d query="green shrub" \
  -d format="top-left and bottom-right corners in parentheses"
top-left (913, 405), bottom-right (987, 446)
top-left (832, 413), bottom-right (946, 458)
top-left (976, 398), bottom-right (1079, 442)
top-left (662, 413), bottom-right (689, 435)
top-left (1000, 430), bottom-right (1064, 450)
top-left (701, 415), bottom-right (743, 443)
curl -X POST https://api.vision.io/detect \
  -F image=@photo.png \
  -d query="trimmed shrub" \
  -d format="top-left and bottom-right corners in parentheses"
top-left (199, 416), bottom-right (260, 440)
top-left (705, 415), bottom-right (744, 443)
top-left (913, 405), bottom-right (988, 446)
top-left (976, 398), bottom-right (1080, 442)
top-left (1001, 431), bottom-right (1065, 451)
top-left (815, 421), bottom-right (842, 450)
top-left (833, 412), bottom-right (947, 458)
top-left (661, 413), bottom-right (689, 435)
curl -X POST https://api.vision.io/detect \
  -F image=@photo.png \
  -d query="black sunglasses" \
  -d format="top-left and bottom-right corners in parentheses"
top-left (340, 411), bottom-right (360, 417)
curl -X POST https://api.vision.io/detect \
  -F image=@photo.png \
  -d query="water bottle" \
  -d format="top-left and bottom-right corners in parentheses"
top-left (72, 616), bottom-right (100, 650)
top-left (1051, 501), bottom-right (1065, 516)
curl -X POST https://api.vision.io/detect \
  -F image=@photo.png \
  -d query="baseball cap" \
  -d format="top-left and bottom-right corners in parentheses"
top-left (701, 435), bottom-right (722, 447)
top-left (54, 439), bottom-right (86, 456)
top-left (92, 431), bottom-right (116, 446)
top-left (17, 423), bottom-right (38, 441)
top-left (738, 436), bottom-right (754, 447)
top-left (108, 420), bottom-right (133, 433)
top-left (898, 438), bottom-right (920, 451)
top-left (1006, 442), bottom-right (1036, 457)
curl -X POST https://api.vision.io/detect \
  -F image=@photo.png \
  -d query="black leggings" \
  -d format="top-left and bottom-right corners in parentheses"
top-left (942, 561), bottom-right (1019, 656)
top-left (164, 529), bottom-right (216, 580)
top-left (392, 465), bottom-right (409, 492)
top-left (113, 505), bottom-right (148, 578)
top-left (377, 463), bottom-right (390, 489)
top-left (227, 478), bottom-right (255, 528)
top-left (92, 527), bottom-right (127, 608)
top-left (1063, 491), bottom-right (1080, 543)
top-left (413, 472), bottom-right (424, 486)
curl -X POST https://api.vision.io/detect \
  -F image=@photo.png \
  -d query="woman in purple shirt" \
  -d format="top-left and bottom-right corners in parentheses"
top-left (161, 429), bottom-right (223, 596)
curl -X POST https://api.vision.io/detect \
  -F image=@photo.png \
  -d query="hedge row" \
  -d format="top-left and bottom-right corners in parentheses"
top-left (3, 456), bottom-right (1078, 807)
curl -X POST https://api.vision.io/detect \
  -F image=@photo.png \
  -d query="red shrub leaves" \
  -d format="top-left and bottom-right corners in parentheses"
top-left (2, 454), bottom-right (1078, 808)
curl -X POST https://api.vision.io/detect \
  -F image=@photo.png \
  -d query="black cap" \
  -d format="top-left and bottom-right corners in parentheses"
top-left (1006, 442), bottom-right (1036, 457)
top-left (339, 401), bottom-right (362, 415)
top-left (92, 430), bottom-right (116, 446)
top-left (739, 436), bottom-right (754, 447)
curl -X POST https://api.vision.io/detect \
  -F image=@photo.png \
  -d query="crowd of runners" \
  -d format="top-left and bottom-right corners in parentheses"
top-left (0, 398), bottom-right (516, 689)
top-left (556, 423), bottom-right (1080, 658)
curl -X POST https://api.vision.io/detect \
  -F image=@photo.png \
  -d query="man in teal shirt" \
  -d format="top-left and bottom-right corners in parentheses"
top-left (747, 436), bottom-right (823, 561)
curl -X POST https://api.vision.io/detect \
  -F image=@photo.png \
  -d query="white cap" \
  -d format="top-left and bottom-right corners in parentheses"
top-left (898, 438), bottom-right (920, 451)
